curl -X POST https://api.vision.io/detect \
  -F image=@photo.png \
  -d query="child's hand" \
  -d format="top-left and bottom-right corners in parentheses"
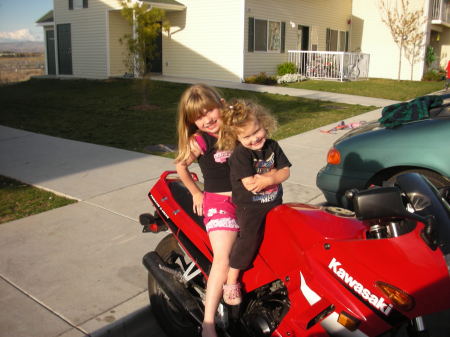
top-left (242, 174), bottom-right (272, 193)
top-left (192, 191), bottom-right (204, 216)
top-left (251, 174), bottom-right (274, 193)
top-left (241, 176), bottom-right (256, 193)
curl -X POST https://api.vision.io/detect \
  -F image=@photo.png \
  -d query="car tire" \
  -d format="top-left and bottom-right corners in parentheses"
top-left (385, 169), bottom-right (449, 200)
top-left (148, 234), bottom-right (201, 337)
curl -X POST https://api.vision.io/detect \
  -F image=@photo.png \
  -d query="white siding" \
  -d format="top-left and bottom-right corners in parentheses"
top-left (244, 0), bottom-right (352, 78)
top-left (54, 0), bottom-right (122, 78)
top-left (163, 0), bottom-right (244, 82)
top-left (108, 10), bottom-right (132, 76)
top-left (352, 0), bottom-right (428, 81)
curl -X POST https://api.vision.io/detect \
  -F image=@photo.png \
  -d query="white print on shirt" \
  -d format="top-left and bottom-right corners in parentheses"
top-left (251, 152), bottom-right (279, 203)
top-left (214, 151), bottom-right (232, 163)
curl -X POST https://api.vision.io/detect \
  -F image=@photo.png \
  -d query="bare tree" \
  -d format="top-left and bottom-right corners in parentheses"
top-left (379, 0), bottom-right (426, 80)
top-left (404, 21), bottom-right (426, 80)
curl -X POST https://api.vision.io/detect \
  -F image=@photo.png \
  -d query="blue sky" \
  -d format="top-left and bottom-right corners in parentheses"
top-left (0, 0), bottom-right (53, 42)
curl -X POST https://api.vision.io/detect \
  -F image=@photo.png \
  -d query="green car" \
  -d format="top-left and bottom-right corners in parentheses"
top-left (316, 109), bottom-right (450, 209)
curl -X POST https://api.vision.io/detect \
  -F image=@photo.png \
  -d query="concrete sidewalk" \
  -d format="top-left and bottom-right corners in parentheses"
top-left (0, 79), bottom-right (397, 337)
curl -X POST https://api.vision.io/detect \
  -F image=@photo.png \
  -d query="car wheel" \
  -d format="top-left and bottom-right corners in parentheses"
top-left (385, 169), bottom-right (450, 201)
top-left (148, 234), bottom-right (202, 337)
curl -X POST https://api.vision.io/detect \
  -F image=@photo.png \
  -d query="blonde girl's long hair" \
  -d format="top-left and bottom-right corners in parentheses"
top-left (175, 84), bottom-right (224, 163)
top-left (218, 99), bottom-right (277, 151)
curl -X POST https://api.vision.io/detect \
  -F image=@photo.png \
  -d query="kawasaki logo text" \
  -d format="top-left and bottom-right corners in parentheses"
top-left (329, 258), bottom-right (393, 316)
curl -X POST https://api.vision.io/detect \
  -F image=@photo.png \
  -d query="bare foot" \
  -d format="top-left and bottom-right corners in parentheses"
top-left (201, 322), bottom-right (217, 337)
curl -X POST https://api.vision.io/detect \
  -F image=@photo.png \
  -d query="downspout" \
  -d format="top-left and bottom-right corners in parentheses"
top-left (133, 8), bottom-right (138, 77)
top-left (239, 0), bottom-right (246, 82)
top-left (422, 0), bottom-right (433, 80)
top-left (106, 10), bottom-right (110, 78)
top-left (53, 6), bottom-right (59, 76)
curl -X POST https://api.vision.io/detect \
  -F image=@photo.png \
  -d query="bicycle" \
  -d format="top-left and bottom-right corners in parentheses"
top-left (345, 53), bottom-right (362, 81)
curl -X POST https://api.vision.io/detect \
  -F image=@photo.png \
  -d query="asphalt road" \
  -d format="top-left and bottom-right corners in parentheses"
top-left (93, 304), bottom-right (450, 337)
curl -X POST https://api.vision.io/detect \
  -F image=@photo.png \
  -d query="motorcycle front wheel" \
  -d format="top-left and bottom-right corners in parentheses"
top-left (148, 234), bottom-right (202, 337)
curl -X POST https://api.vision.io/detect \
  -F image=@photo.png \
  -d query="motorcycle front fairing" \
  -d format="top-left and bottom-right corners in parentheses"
top-left (256, 202), bottom-right (450, 336)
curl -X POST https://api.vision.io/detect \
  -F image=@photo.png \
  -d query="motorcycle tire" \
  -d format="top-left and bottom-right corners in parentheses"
top-left (148, 234), bottom-right (201, 337)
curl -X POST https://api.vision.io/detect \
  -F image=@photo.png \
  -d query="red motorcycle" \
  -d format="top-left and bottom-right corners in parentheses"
top-left (140, 171), bottom-right (450, 337)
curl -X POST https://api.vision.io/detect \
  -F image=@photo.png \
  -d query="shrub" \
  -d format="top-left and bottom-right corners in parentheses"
top-left (277, 62), bottom-right (298, 76)
top-left (422, 68), bottom-right (445, 82)
top-left (244, 72), bottom-right (277, 85)
top-left (277, 73), bottom-right (306, 84)
top-left (425, 46), bottom-right (436, 67)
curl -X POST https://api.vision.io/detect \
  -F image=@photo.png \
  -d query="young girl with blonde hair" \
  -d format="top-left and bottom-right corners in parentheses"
top-left (175, 84), bottom-right (240, 337)
top-left (218, 99), bottom-right (291, 296)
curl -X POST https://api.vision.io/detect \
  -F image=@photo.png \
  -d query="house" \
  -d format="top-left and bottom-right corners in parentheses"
top-left (36, 0), bottom-right (450, 82)
top-left (351, 0), bottom-right (450, 81)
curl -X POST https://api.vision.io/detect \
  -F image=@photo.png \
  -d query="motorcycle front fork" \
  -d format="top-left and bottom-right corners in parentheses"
top-left (407, 317), bottom-right (429, 337)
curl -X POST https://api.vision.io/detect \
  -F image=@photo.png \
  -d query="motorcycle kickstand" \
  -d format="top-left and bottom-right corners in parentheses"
top-left (406, 317), bottom-right (430, 337)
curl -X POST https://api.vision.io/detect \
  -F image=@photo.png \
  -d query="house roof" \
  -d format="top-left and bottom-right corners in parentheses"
top-left (142, 0), bottom-right (186, 11)
top-left (36, 10), bottom-right (54, 25)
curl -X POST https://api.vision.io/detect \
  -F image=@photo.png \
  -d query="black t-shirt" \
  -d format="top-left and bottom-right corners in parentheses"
top-left (195, 132), bottom-right (232, 192)
top-left (229, 139), bottom-right (291, 205)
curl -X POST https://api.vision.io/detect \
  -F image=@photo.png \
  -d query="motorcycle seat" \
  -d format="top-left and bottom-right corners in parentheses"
top-left (168, 181), bottom-right (206, 231)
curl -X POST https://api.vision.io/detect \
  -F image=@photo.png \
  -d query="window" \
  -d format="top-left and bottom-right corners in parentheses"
top-left (248, 17), bottom-right (285, 53)
top-left (326, 28), bottom-right (348, 52)
top-left (69, 0), bottom-right (88, 10)
top-left (255, 19), bottom-right (267, 51)
top-left (326, 28), bottom-right (338, 51)
top-left (268, 21), bottom-right (281, 51)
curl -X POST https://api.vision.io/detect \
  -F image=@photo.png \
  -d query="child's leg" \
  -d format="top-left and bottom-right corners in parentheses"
top-left (229, 206), bottom-right (268, 270)
top-left (226, 267), bottom-right (240, 285)
top-left (202, 230), bottom-right (238, 337)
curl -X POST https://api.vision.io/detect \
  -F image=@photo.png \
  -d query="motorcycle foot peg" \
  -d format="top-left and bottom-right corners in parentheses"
top-left (140, 213), bottom-right (168, 233)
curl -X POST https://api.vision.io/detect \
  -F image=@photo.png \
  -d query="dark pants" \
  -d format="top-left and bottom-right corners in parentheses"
top-left (229, 200), bottom-right (281, 270)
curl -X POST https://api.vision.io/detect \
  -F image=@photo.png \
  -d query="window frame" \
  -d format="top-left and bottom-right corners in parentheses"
top-left (249, 17), bottom-right (285, 53)
top-left (69, 0), bottom-right (88, 10)
top-left (326, 28), bottom-right (349, 52)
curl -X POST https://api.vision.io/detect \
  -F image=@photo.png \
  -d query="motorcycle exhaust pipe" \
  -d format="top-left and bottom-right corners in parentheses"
top-left (142, 251), bottom-right (203, 325)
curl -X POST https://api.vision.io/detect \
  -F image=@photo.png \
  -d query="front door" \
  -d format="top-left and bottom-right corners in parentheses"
top-left (146, 27), bottom-right (162, 73)
top-left (57, 24), bottom-right (73, 75)
top-left (45, 30), bottom-right (56, 75)
top-left (297, 25), bottom-right (309, 51)
top-left (297, 25), bottom-right (310, 75)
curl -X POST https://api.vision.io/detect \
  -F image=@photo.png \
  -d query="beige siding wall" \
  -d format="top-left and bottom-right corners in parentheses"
top-left (429, 23), bottom-right (450, 70)
top-left (108, 10), bottom-right (131, 76)
top-left (352, 0), bottom-right (428, 81)
top-left (163, 0), bottom-right (244, 82)
top-left (437, 29), bottom-right (450, 68)
top-left (244, 0), bottom-right (352, 78)
top-left (54, 0), bottom-right (122, 78)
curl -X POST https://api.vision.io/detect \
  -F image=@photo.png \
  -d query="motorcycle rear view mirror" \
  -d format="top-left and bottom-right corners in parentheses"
top-left (353, 186), bottom-right (424, 222)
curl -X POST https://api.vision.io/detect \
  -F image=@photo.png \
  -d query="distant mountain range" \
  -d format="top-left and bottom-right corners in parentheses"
top-left (0, 41), bottom-right (45, 53)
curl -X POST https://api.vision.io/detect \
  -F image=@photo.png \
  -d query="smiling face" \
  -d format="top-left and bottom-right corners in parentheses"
top-left (194, 107), bottom-right (222, 134)
top-left (236, 118), bottom-right (267, 150)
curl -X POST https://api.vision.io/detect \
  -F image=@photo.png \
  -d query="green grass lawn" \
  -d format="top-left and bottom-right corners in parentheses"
top-left (0, 77), bottom-right (443, 223)
top-left (0, 78), bottom-right (376, 154)
top-left (0, 176), bottom-right (76, 224)
top-left (284, 78), bottom-right (444, 101)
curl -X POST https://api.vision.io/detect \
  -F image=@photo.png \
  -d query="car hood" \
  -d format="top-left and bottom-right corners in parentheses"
top-left (335, 120), bottom-right (383, 144)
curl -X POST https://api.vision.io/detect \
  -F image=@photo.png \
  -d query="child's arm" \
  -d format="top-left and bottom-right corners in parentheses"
top-left (247, 167), bottom-right (290, 193)
top-left (175, 140), bottom-right (204, 216)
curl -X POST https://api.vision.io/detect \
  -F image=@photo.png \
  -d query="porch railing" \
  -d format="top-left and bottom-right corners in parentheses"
top-left (431, 0), bottom-right (450, 23)
top-left (287, 50), bottom-right (370, 81)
